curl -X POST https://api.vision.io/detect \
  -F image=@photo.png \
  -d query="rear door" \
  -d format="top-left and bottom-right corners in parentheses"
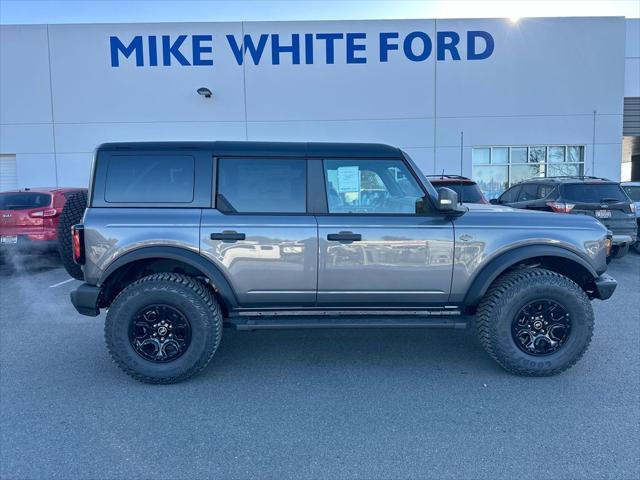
top-left (200, 157), bottom-right (318, 307)
top-left (315, 157), bottom-right (453, 307)
top-left (561, 182), bottom-right (636, 234)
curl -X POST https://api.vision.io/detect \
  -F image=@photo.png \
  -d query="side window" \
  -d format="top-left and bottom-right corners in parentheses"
top-left (323, 159), bottom-right (425, 214)
top-left (499, 185), bottom-right (520, 203)
top-left (105, 155), bottom-right (194, 203)
top-left (217, 158), bottom-right (306, 213)
top-left (517, 184), bottom-right (540, 202)
top-left (539, 185), bottom-right (556, 199)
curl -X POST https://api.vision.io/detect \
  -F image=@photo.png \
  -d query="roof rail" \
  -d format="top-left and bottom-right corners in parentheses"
top-left (543, 175), bottom-right (612, 181)
top-left (424, 174), bottom-right (469, 179)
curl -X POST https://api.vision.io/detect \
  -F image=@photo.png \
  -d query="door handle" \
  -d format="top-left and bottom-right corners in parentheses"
top-left (210, 231), bottom-right (246, 242)
top-left (327, 231), bottom-right (362, 242)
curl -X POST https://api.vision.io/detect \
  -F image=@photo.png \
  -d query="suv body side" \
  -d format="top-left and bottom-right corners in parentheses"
top-left (79, 142), bottom-right (612, 318)
top-left (497, 179), bottom-right (637, 246)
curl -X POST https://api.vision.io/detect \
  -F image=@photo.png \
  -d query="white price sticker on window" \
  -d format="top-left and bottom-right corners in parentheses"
top-left (337, 166), bottom-right (360, 193)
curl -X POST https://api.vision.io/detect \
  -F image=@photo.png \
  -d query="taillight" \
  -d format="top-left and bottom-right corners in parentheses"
top-left (546, 201), bottom-right (575, 213)
top-left (72, 225), bottom-right (85, 264)
top-left (30, 208), bottom-right (58, 218)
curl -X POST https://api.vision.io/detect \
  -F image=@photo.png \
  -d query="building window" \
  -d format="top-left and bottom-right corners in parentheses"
top-left (472, 145), bottom-right (585, 199)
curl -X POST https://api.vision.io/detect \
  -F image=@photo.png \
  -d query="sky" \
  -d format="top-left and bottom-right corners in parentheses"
top-left (0, 0), bottom-right (639, 25)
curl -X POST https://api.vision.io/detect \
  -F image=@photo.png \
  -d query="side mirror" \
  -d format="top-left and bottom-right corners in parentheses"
top-left (489, 198), bottom-right (500, 205)
top-left (436, 187), bottom-right (465, 215)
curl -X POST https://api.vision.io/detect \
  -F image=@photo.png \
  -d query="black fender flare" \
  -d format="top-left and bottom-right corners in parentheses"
top-left (99, 246), bottom-right (238, 311)
top-left (462, 244), bottom-right (599, 307)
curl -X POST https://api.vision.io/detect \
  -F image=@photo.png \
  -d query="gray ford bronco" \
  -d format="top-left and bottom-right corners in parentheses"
top-left (67, 141), bottom-right (617, 383)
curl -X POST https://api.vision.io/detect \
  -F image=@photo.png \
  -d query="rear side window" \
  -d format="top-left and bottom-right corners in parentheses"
top-left (0, 192), bottom-right (51, 210)
top-left (518, 183), bottom-right (555, 202)
top-left (561, 183), bottom-right (629, 203)
top-left (104, 155), bottom-right (194, 203)
top-left (436, 183), bottom-right (484, 203)
top-left (622, 185), bottom-right (640, 201)
top-left (216, 158), bottom-right (306, 213)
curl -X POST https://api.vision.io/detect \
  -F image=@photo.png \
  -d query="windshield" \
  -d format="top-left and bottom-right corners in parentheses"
top-left (0, 192), bottom-right (51, 210)
top-left (622, 185), bottom-right (640, 202)
top-left (561, 183), bottom-right (628, 203)
top-left (435, 183), bottom-right (485, 203)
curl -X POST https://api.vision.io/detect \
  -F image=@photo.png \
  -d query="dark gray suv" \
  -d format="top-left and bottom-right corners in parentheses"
top-left (68, 142), bottom-right (617, 383)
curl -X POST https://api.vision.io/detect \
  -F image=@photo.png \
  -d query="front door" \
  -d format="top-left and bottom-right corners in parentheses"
top-left (316, 158), bottom-right (454, 307)
top-left (200, 157), bottom-right (318, 307)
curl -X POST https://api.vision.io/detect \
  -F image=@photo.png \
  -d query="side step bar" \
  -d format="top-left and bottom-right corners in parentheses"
top-left (227, 313), bottom-right (469, 331)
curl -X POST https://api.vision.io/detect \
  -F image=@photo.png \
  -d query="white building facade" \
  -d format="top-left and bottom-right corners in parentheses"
top-left (1, 17), bottom-right (639, 197)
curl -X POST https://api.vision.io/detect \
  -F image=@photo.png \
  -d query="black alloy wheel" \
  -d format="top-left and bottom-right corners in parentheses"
top-left (129, 304), bottom-right (192, 363)
top-left (511, 299), bottom-right (571, 356)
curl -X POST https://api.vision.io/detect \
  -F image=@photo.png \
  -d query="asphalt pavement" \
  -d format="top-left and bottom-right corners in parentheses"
top-left (1, 252), bottom-right (639, 479)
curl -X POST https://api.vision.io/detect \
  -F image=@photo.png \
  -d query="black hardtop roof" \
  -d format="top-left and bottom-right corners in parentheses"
top-left (97, 141), bottom-right (401, 158)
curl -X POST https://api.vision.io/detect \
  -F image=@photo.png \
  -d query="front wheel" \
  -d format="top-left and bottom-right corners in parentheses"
top-left (475, 268), bottom-right (594, 376)
top-left (105, 273), bottom-right (222, 384)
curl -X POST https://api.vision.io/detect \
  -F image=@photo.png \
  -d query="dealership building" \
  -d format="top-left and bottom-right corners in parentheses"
top-left (0, 16), bottom-right (639, 198)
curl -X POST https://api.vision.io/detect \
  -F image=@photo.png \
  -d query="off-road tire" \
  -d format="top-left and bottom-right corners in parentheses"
top-left (475, 268), bottom-right (594, 376)
top-left (57, 190), bottom-right (87, 280)
top-left (611, 243), bottom-right (629, 259)
top-left (105, 273), bottom-right (223, 384)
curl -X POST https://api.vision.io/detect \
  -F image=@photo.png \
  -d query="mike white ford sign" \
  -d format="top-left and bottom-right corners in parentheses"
top-left (110, 31), bottom-right (495, 67)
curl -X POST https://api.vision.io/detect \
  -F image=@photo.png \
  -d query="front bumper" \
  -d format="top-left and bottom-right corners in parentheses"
top-left (70, 283), bottom-right (101, 316)
top-left (592, 274), bottom-right (617, 300)
top-left (611, 234), bottom-right (635, 246)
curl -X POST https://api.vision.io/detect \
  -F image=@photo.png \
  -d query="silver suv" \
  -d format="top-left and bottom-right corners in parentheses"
top-left (68, 142), bottom-right (617, 383)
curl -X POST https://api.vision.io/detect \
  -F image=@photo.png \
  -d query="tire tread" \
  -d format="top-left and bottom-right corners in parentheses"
top-left (104, 273), bottom-right (222, 384)
top-left (475, 268), bottom-right (594, 376)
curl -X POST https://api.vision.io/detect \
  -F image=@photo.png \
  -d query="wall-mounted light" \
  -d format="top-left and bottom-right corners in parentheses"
top-left (197, 87), bottom-right (212, 98)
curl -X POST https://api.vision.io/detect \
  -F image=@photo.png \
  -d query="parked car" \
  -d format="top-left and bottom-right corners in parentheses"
top-left (426, 175), bottom-right (489, 204)
top-left (67, 142), bottom-right (617, 383)
top-left (621, 181), bottom-right (640, 253)
top-left (492, 176), bottom-right (637, 259)
top-left (0, 187), bottom-right (86, 256)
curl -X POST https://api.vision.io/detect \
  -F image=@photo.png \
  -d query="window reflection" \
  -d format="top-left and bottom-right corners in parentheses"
top-left (472, 145), bottom-right (585, 198)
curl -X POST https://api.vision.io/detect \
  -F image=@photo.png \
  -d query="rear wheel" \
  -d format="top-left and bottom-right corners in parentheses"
top-left (57, 191), bottom-right (87, 280)
top-left (475, 268), bottom-right (594, 376)
top-left (105, 273), bottom-right (222, 384)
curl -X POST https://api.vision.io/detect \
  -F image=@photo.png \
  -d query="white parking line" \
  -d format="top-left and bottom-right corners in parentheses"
top-left (49, 278), bottom-right (76, 288)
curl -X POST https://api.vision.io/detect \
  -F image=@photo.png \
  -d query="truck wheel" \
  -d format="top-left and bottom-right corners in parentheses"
top-left (475, 268), bottom-right (594, 376)
top-left (611, 243), bottom-right (629, 259)
top-left (105, 273), bottom-right (223, 384)
top-left (57, 190), bottom-right (87, 280)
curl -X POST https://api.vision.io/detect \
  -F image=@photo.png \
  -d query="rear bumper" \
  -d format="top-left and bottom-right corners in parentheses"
top-left (592, 274), bottom-right (617, 300)
top-left (70, 283), bottom-right (100, 316)
top-left (0, 236), bottom-right (57, 254)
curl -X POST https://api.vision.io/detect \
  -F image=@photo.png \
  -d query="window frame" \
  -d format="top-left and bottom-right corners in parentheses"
top-left (316, 157), bottom-right (433, 217)
top-left (214, 156), bottom-right (309, 216)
